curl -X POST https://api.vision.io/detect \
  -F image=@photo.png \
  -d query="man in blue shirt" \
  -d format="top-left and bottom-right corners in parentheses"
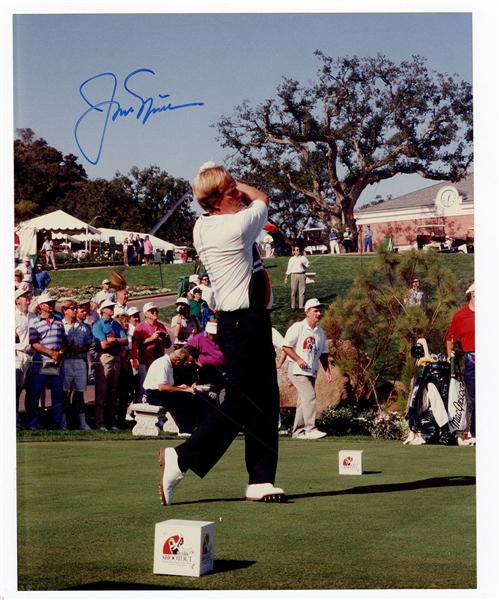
top-left (363, 225), bottom-right (374, 253)
top-left (33, 263), bottom-right (51, 296)
top-left (92, 300), bottom-right (128, 430)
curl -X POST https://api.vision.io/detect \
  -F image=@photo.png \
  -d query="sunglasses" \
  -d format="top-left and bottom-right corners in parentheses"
top-left (149, 309), bottom-right (159, 314)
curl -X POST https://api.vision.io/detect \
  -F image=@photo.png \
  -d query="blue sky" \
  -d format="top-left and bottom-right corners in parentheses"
top-left (12, 10), bottom-right (475, 207)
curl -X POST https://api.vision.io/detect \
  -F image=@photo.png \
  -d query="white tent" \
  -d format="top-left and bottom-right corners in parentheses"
top-left (17, 210), bottom-right (102, 253)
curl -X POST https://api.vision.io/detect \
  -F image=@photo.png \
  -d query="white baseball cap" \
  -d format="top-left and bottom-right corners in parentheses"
top-left (466, 283), bottom-right (475, 294)
top-left (102, 278), bottom-right (111, 284)
top-left (205, 321), bottom-right (217, 334)
top-left (127, 306), bottom-right (140, 316)
top-left (175, 297), bottom-right (189, 306)
top-left (143, 301), bottom-right (159, 314)
top-left (100, 299), bottom-right (116, 311)
top-left (304, 298), bottom-right (323, 311)
top-left (37, 292), bottom-right (56, 305)
top-left (15, 288), bottom-right (30, 300)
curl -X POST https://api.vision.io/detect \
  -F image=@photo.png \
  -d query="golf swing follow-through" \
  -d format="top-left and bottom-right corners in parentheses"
top-left (158, 162), bottom-right (285, 505)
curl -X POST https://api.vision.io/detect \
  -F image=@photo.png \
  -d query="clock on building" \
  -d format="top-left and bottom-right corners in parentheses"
top-left (440, 189), bottom-right (457, 207)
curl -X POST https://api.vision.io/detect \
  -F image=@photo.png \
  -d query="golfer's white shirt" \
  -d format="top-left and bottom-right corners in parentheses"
top-left (283, 319), bottom-right (328, 378)
top-left (193, 200), bottom-right (270, 312)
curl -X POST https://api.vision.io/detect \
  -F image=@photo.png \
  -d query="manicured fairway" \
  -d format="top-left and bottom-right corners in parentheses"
top-left (16, 436), bottom-right (476, 591)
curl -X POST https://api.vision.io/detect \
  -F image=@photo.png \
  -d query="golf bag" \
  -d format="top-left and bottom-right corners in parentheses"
top-left (404, 339), bottom-right (469, 445)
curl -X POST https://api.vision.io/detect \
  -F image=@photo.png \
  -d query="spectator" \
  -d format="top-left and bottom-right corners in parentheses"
top-left (133, 234), bottom-right (143, 265)
top-left (446, 281), bottom-right (475, 445)
top-left (115, 312), bottom-right (138, 427)
top-left (363, 225), bottom-right (374, 253)
top-left (32, 263), bottom-right (51, 297)
top-left (185, 320), bottom-right (227, 397)
top-left (284, 245), bottom-right (310, 311)
top-left (171, 298), bottom-right (201, 348)
top-left (180, 249), bottom-right (188, 263)
top-left (15, 288), bottom-right (36, 429)
top-left (27, 292), bottom-right (67, 430)
top-left (188, 287), bottom-right (205, 321)
top-left (144, 348), bottom-right (215, 436)
top-left (190, 272), bottom-right (216, 313)
top-left (19, 256), bottom-right (34, 296)
top-left (281, 298), bottom-right (331, 439)
top-left (77, 298), bottom-right (99, 381)
top-left (123, 236), bottom-right (131, 266)
top-left (263, 233), bottom-right (274, 257)
top-left (91, 279), bottom-right (116, 310)
top-left (127, 306), bottom-right (141, 335)
top-left (15, 269), bottom-right (30, 294)
top-left (166, 248), bottom-right (174, 264)
top-left (342, 227), bottom-right (354, 253)
top-left (61, 299), bottom-right (92, 430)
top-left (157, 162), bottom-right (284, 506)
top-left (115, 288), bottom-right (129, 313)
top-left (329, 228), bottom-right (340, 254)
top-left (133, 301), bottom-right (171, 402)
top-left (143, 235), bottom-right (154, 265)
top-left (41, 235), bottom-right (57, 270)
top-left (92, 300), bottom-right (128, 430)
top-left (404, 278), bottom-right (426, 307)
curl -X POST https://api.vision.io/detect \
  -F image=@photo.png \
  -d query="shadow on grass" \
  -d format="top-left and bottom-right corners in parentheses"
top-left (65, 560), bottom-right (255, 590)
top-left (174, 475), bottom-right (475, 505)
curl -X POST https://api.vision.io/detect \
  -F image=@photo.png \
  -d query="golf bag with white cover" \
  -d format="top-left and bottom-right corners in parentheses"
top-left (404, 339), bottom-right (469, 445)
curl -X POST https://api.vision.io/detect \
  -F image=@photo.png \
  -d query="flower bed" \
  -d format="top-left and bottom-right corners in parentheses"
top-left (49, 284), bottom-right (171, 302)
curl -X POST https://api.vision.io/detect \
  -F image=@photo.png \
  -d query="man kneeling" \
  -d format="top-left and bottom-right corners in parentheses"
top-left (143, 348), bottom-right (213, 437)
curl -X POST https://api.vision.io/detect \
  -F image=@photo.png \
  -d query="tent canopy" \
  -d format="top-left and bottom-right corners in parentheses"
top-left (72, 227), bottom-right (175, 252)
top-left (19, 210), bottom-right (101, 235)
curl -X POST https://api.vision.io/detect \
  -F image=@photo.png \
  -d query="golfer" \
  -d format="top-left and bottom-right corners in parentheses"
top-left (158, 162), bottom-right (284, 505)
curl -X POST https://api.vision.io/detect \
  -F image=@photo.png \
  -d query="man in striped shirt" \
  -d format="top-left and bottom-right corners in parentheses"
top-left (27, 292), bottom-right (67, 430)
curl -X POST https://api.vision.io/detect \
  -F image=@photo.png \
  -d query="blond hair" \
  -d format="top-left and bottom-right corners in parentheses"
top-left (61, 298), bottom-right (76, 313)
top-left (170, 347), bottom-right (191, 364)
top-left (192, 165), bottom-right (230, 212)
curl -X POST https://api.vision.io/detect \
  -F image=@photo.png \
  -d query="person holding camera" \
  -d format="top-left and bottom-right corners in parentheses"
top-left (171, 298), bottom-right (201, 348)
top-left (133, 301), bottom-right (171, 402)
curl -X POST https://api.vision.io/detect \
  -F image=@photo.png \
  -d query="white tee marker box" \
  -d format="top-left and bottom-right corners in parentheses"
top-left (154, 519), bottom-right (215, 577)
top-left (339, 450), bottom-right (363, 475)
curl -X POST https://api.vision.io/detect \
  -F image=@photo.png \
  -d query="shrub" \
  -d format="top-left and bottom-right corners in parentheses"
top-left (317, 405), bottom-right (409, 440)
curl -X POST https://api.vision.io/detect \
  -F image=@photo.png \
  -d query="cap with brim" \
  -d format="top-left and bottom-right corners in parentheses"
top-left (37, 292), bottom-right (55, 304)
top-left (15, 288), bottom-right (30, 300)
top-left (143, 301), bottom-right (159, 314)
top-left (304, 298), bottom-right (324, 311)
top-left (466, 283), bottom-right (475, 294)
top-left (175, 297), bottom-right (189, 306)
top-left (113, 307), bottom-right (126, 318)
top-left (78, 299), bottom-right (91, 306)
top-left (205, 321), bottom-right (217, 334)
top-left (100, 300), bottom-right (116, 310)
top-left (102, 279), bottom-right (110, 284)
top-left (127, 306), bottom-right (140, 316)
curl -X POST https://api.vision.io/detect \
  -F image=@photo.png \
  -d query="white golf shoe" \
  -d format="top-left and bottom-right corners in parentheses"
top-left (158, 447), bottom-right (185, 506)
top-left (245, 483), bottom-right (285, 502)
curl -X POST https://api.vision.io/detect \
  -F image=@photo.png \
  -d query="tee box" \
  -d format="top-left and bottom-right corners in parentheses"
top-left (153, 519), bottom-right (215, 577)
top-left (338, 450), bottom-right (364, 475)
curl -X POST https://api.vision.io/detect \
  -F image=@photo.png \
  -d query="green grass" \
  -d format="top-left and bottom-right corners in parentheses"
top-left (16, 436), bottom-right (476, 591)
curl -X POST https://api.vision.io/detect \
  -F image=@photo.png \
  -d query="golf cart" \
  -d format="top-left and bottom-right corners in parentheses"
top-left (416, 225), bottom-right (467, 253)
top-left (303, 228), bottom-right (327, 254)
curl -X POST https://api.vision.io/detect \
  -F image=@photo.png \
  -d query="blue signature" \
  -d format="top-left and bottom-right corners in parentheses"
top-left (74, 69), bottom-right (205, 165)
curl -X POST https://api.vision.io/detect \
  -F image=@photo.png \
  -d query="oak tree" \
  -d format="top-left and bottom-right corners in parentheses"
top-left (216, 53), bottom-right (473, 243)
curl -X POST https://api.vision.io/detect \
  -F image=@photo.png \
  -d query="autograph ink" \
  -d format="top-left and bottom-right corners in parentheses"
top-left (74, 69), bottom-right (205, 165)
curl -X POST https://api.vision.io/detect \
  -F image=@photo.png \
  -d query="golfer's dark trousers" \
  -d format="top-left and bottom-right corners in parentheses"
top-left (176, 308), bottom-right (280, 485)
top-left (147, 389), bottom-right (204, 434)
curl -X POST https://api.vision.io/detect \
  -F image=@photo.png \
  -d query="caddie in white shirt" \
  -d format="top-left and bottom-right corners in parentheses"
top-left (281, 298), bottom-right (332, 439)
